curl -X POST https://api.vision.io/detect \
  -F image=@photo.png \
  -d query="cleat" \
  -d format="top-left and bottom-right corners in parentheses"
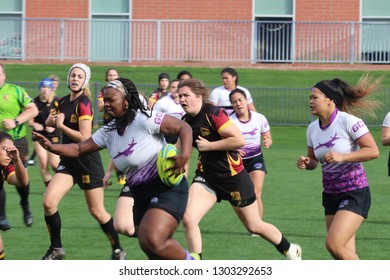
top-left (190, 252), bottom-right (201, 260)
top-left (117, 175), bottom-right (126, 185)
top-left (22, 205), bottom-right (33, 227)
top-left (286, 243), bottom-right (302, 260)
top-left (42, 246), bottom-right (65, 260)
top-left (112, 249), bottom-right (127, 260)
top-left (0, 217), bottom-right (11, 231)
top-left (27, 160), bottom-right (35, 166)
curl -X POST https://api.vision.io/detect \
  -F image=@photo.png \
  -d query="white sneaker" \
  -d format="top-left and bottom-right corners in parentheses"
top-left (27, 160), bottom-right (35, 166)
top-left (286, 243), bottom-right (302, 260)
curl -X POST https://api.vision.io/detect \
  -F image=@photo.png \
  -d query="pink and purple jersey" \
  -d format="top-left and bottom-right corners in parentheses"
top-left (307, 109), bottom-right (369, 193)
top-left (230, 110), bottom-right (270, 159)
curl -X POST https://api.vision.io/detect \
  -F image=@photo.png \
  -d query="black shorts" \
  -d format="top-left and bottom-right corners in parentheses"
top-left (129, 176), bottom-right (188, 225)
top-left (32, 133), bottom-right (61, 144)
top-left (243, 154), bottom-right (267, 173)
top-left (14, 137), bottom-right (29, 164)
top-left (192, 170), bottom-right (256, 208)
top-left (322, 187), bottom-right (371, 219)
top-left (56, 152), bottom-right (105, 190)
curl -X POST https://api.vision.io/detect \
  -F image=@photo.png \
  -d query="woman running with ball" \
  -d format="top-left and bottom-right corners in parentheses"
top-left (34, 77), bottom-right (196, 260)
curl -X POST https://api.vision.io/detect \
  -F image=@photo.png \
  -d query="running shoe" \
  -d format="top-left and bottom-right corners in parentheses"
top-left (286, 243), bottom-right (302, 260)
top-left (42, 246), bottom-right (65, 260)
top-left (0, 217), bottom-right (11, 231)
top-left (111, 249), bottom-right (127, 260)
top-left (21, 204), bottom-right (33, 227)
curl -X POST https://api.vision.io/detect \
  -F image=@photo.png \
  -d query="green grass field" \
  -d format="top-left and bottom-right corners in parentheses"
top-left (3, 126), bottom-right (390, 260)
top-left (1, 64), bottom-right (390, 260)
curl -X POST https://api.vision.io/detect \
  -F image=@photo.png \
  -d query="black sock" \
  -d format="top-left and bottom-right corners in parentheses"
top-left (0, 187), bottom-right (6, 218)
top-left (29, 150), bottom-right (36, 161)
top-left (45, 211), bottom-right (62, 248)
top-left (100, 218), bottom-right (121, 251)
top-left (16, 183), bottom-right (30, 207)
top-left (275, 236), bottom-right (291, 254)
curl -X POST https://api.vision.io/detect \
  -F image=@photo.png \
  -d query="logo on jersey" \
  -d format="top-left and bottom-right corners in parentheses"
top-left (200, 127), bottom-right (210, 137)
top-left (150, 197), bottom-right (158, 204)
top-left (70, 114), bottom-right (78, 123)
top-left (2, 95), bottom-right (9, 101)
top-left (113, 138), bottom-right (137, 159)
top-left (314, 133), bottom-right (339, 150)
top-left (82, 175), bottom-right (90, 184)
top-left (243, 128), bottom-right (258, 136)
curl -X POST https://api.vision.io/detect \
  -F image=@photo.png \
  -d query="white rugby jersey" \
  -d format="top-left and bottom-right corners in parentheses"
top-left (382, 112), bottom-right (390, 127)
top-left (92, 110), bottom-right (166, 186)
top-left (230, 111), bottom-right (270, 159)
top-left (307, 109), bottom-right (369, 193)
top-left (152, 93), bottom-right (185, 119)
top-left (209, 85), bottom-right (254, 115)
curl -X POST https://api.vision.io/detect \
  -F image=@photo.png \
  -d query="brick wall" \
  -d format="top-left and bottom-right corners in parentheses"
top-left (132, 0), bottom-right (253, 20)
top-left (26, 0), bottom-right (89, 18)
top-left (296, 0), bottom-right (360, 21)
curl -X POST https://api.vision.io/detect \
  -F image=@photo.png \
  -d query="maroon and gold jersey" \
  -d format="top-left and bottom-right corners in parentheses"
top-left (182, 103), bottom-right (244, 179)
top-left (33, 95), bottom-right (61, 140)
top-left (0, 164), bottom-right (14, 190)
top-left (58, 93), bottom-right (93, 144)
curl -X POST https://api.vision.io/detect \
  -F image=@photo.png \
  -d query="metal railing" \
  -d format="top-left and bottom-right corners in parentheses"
top-left (1, 18), bottom-right (390, 64)
top-left (13, 82), bottom-right (390, 127)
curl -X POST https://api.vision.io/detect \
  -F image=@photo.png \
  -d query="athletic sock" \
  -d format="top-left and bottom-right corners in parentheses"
top-left (45, 211), bottom-right (62, 248)
top-left (275, 236), bottom-right (290, 255)
top-left (0, 187), bottom-right (6, 218)
top-left (16, 183), bottom-right (30, 207)
top-left (100, 218), bottom-right (121, 251)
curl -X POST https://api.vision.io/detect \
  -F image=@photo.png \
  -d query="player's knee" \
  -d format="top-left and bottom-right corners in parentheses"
top-left (114, 220), bottom-right (135, 237)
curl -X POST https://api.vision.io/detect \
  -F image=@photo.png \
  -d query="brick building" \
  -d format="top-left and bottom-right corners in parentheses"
top-left (1, 0), bottom-right (389, 63)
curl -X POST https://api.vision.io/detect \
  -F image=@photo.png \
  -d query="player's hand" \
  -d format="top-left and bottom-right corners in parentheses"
top-left (324, 151), bottom-right (343, 163)
top-left (297, 156), bottom-right (310, 169)
top-left (5, 145), bottom-right (20, 161)
top-left (32, 132), bottom-right (52, 150)
top-left (195, 136), bottom-right (211, 151)
top-left (3, 119), bottom-right (16, 130)
top-left (55, 113), bottom-right (65, 129)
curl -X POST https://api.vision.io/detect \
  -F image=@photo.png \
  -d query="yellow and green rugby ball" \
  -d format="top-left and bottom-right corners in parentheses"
top-left (157, 144), bottom-right (184, 187)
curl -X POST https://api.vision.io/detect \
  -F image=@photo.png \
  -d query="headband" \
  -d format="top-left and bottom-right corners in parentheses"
top-left (106, 80), bottom-right (127, 96)
top-left (313, 81), bottom-right (343, 107)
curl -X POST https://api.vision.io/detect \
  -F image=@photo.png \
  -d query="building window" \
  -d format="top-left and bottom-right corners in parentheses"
top-left (254, 0), bottom-right (294, 62)
top-left (0, 0), bottom-right (23, 59)
top-left (361, 0), bottom-right (390, 62)
top-left (90, 0), bottom-right (131, 61)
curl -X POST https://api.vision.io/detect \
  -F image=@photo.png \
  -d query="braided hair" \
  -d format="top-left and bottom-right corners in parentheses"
top-left (105, 77), bottom-right (150, 130)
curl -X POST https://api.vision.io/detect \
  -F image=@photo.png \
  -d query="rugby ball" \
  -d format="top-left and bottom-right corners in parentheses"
top-left (157, 144), bottom-right (184, 187)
